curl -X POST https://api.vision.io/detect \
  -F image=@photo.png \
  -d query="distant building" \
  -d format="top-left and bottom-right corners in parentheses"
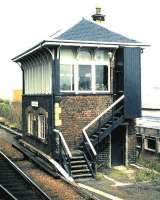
top-left (136, 108), bottom-right (160, 155)
top-left (13, 90), bottom-right (22, 102)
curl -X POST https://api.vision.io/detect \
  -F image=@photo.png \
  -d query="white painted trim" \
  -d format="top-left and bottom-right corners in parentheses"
top-left (46, 40), bottom-right (148, 47)
top-left (82, 95), bottom-right (125, 156)
top-left (53, 129), bottom-right (72, 159)
top-left (59, 49), bottom-right (111, 94)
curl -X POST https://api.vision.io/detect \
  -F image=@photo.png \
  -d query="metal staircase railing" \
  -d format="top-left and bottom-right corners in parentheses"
top-left (53, 129), bottom-right (72, 176)
top-left (82, 94), bottom-right (125, 174)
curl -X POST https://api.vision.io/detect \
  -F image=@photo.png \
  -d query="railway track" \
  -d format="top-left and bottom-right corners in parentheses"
top-left (0, 125), bottom-right (98, 200)
top-left (0, 150), bottom-right (54, 200)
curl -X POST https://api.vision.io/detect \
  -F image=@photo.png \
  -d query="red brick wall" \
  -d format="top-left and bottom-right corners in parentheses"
top-left (58, 95), bottom-right (113, 149)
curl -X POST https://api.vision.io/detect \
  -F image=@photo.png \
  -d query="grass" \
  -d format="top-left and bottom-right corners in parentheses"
top-left (96, 172), bottom-right (104, 180)
top-left (138, 156), bottom-right (160, 173)
top-left (135, 169), bottom-right (158, 182)
top-left (106, 169), bottom-right (129, 182)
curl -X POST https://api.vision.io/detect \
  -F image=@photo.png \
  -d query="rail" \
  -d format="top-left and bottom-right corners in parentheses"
top-left (53, 129), bottom-right (72, 159)
top-left (0, 185), bottom-right (18, 200)
top-left (82, 94), bottom-right (125, 156)
top-left (0, 150), bottom-right (52, 200)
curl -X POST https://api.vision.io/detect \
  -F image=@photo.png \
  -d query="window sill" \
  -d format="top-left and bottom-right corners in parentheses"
top-left (59, 91), bottom-right (113, 96)
top-left (26, 133), bottom-right (47, 144)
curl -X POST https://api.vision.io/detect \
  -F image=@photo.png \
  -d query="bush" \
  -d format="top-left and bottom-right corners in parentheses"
top-left (0, 99), bottom-right (22, 130)
top-left (0, 101), bottom-right (11, 118)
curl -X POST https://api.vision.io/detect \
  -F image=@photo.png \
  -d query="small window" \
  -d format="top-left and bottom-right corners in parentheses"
top-left (79, 65), bottom-right (92, 91)
top-left (38, 115), bottom-right (46, 140)
top-left (96, 65), bottom-right (108, 91)
top-left (144, 137), bottom-right (156, 152)
top-left (27, 113), bottom-right (33, 135)
top-left (60, 64), bottom-right (74, 91)
top-left (148, 138), bottom-right (156, 150)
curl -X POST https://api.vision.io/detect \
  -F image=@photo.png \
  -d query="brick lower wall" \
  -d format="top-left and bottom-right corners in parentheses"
top-left (128, 119), bottom-right (137, 164)
top-left (97, 136), bottom-right (110, 165)
top-left (58, 95), bottom-right (113, 149)
top-left (96, 120), bottom-right (136, 166)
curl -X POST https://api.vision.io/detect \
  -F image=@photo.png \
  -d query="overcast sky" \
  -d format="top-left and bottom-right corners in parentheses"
top-left (0, 0), bottom-right (159, 107)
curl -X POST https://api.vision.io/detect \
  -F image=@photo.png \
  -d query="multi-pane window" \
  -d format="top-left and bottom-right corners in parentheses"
top-left (60, 48), bottom-right (110, 93)
top-left (79, 65), bottom-right (92, 91)
top-left (96, 65), bottom-right (108, 91)
top-left (60, 64), bottom-right (74, 91)
top-left (38, 115), bottom-right (46, 140)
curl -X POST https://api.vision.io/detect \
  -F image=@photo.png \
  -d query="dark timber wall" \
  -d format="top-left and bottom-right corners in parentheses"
top-left (124, 47), bottom-right (141, 119)
top-left (22, 95), bottom-right (56, 156)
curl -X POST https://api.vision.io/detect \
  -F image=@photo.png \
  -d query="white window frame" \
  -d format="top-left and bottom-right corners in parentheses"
top-left (94, 61), bottom-right (110, 93)
top-left (59, 49), bottom-right (111, 94)
top-left (77, 62), bottom-right (93, 93)
top-left (38, 115), bottom-right (46, 140)
top-left (60, 63), bottom-right (75, 93)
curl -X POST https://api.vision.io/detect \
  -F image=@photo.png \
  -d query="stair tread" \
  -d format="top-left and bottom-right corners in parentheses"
top-left (72, 173), bottom-right (92, 178)
top-left (71, 164), bottom-right (88, 168)
top-left (71, 156), bottom-right (84, 159)
top-left (71, 169), bottom-right (90, 173)
top-left (71, 160), bottom-right (86, 164)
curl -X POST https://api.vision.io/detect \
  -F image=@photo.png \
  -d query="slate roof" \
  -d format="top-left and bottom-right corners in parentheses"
top-left (55, 18), bottom-right (139, 44)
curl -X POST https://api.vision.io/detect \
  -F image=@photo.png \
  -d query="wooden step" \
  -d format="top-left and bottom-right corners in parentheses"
top-left (71, 164), bottom-right (88, 169)
top-left (71, 169), bottom-right (90, 173)
top-left (70, 160), bottom-right (86, 164)
top-left (72, 173), bottom-right (92, 179)
top-left (71, 156), bottom-right (84, 160)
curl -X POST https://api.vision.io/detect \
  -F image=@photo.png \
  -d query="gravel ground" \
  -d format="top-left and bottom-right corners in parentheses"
top-left (2, 127), bottom-right (160, 200)
top-left (0, 128), bottom-right (86, 200)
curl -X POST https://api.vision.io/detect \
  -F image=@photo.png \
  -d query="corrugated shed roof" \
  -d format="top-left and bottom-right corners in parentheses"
top-left (55, 18), bottom-right (139, 44)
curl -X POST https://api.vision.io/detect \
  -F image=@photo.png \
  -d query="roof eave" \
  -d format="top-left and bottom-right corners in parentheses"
top-left (12, 39), bottom-right (150, 62)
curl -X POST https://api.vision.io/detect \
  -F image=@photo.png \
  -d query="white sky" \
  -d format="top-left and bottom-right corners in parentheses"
top-left (0, 0), bottom-right (159, 107)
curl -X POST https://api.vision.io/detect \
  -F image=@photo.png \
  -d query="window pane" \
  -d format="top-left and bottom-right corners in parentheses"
top-left (60, 64), bottom-right (74, 91)
top-left (60, 48), bottom-right (75, 63)
top-left (78, 50), bottom-right (92, 62)
top-left (96, 65), bottom-right (108, 91)
top-left (95, 50), bottom-right (108, 62)
top-left (147, 138), bottom-right (156, 150)
top-left (79, 65), bottom-right (91, 91)
top-left (38, 115), bottom-right (46, 139)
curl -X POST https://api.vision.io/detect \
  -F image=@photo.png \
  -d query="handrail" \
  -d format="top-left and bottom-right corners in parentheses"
top-left (82, 94), bottom-right (125, 156)
top-left (53, 129), bottom-right (72, 158)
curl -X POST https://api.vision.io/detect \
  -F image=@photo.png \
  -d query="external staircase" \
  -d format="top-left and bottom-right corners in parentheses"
top-left (54, 95), bottom-right (125, 180)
